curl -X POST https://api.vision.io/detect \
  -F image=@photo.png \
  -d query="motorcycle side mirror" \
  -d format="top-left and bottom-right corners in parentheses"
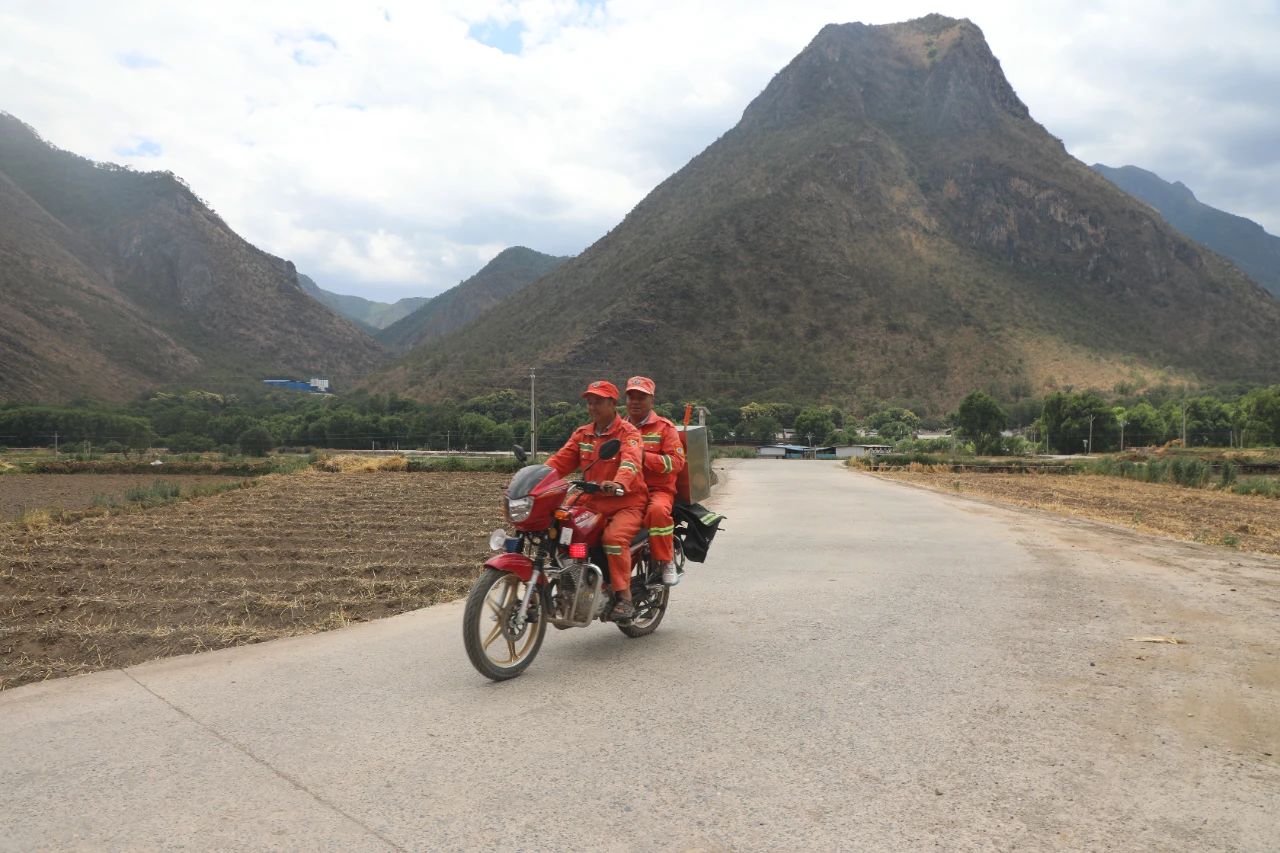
top-left (597, 438), bottom-right (621, 460)
top-left (512, 445), bottom-right (528, 463)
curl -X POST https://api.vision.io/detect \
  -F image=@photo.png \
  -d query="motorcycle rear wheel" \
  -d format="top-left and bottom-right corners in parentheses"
top-left (463, 568), bottom-right (547, 680)
top-left (618, 582), bottom-right (668, 638)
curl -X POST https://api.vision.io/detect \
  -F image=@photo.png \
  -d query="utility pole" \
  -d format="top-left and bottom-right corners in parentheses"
top-left (1118, 418), bottom-right (1126, 452)
top-left (53, 430), bottom-right (59, 456)
top-left (529, 367), bottom-right (537, 461)
top-left (1087, 414), bottom-right (1094, 455)
top-left (1181, 400), bottom-right (1188, 446)
top-left (446, 430), bottom-right (451, 454)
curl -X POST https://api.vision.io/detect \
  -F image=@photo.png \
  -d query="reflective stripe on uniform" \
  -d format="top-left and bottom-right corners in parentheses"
top-left (577, 442), bottom-right (595, 453)
top-left (649, 525), bottom-right (674, 537)
top-left (641, 433), bottom-right (662, 443)
top-left (659, 454), bottom-right (672, 473)
top-left (619, 460), bottom-right (639, 474)
top-left (603, 544), bottom-right (623, 555)
top-left (700, 512), bottom-right (721, 525)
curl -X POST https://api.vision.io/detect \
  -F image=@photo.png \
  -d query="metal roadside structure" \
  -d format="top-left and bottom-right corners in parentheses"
top-left (676, 425), bottom-right (712, 503)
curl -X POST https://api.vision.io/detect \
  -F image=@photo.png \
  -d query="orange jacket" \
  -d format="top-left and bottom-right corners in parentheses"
top-left (627, 411), bottom-right (686, 495)
top-left (546, 417), bottom-right (647, 497)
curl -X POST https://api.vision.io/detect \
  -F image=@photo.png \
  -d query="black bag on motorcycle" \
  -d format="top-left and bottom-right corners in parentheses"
top-left (673, 502), bottom-right (724, 563)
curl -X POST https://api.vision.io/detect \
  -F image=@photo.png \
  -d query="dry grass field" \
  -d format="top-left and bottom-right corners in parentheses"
top-left (0, 470), bottom-right (508, 690)
top-left (872, 468), bottom-right (1280, 555)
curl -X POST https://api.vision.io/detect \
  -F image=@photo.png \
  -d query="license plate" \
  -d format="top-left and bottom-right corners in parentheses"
top-left (559, 526), bottom-right (573, 545)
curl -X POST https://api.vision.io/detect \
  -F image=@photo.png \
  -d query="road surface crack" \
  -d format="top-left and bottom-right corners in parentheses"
top-left (122, 669), bottom-right (404, 851)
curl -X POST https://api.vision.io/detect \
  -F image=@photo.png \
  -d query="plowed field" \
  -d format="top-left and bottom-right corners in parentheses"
top-left (871, 469), bottom-right (1280, 555)
top-left (0, 470), bottom-right (508, 689)
top-left (0, 474), bottom-right (247, 521)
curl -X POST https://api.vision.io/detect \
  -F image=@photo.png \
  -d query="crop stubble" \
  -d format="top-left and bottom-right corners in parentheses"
top-left (0, 470), bottom-right (508, 689)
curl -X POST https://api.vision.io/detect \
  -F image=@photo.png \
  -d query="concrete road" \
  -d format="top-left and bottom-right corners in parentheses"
top-left (2, 460), bottom-right (1278, 851)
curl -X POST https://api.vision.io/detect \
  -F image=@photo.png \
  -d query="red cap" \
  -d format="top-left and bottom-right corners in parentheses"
top-left (625, 376), bottom-right (655, 396)
top-left (581, 380), bottom-right (619, 400)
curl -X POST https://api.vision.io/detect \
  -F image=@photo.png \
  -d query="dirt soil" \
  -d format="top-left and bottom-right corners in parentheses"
top-left (0, 470), bottom-right (508, 689)
top-left (0, 474), bottom-right (248, 521)
top-left (872, 468), bottom-right (1280, 555)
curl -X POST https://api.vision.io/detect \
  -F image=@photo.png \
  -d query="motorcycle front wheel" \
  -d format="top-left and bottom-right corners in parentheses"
top-left (463, 568), bottom-right (547, 681)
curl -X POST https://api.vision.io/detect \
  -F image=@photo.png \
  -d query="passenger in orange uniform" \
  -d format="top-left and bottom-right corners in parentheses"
top-left (546, 380), bottom-right (648, 620)
top-left (623, 376), bottom-right (687, 586)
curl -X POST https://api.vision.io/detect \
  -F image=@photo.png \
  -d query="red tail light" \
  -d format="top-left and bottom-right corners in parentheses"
top-left (569, 543), bottom-right (587, 559)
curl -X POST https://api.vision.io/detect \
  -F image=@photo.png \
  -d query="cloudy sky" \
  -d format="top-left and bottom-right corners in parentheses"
top-left (2, 0), bottom-right (1277, 301)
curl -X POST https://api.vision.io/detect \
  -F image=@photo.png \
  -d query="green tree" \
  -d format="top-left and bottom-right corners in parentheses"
top-left (465, 389), bottom-right (526, 423)
top-left (1183, 396), bottom-right (1232, 446)
top-left (793, 407), bottom-right (836, 446)
top-left (955, 391), bottom-right (1007, 455)
top-left (538, 406), bottom-right (587, 453)
top-left (734, 415), bottom-right (781, 444)
top-left (1041, 391), bottom-right (1119, 453)
top-left (458, 413), bottom-right (513, 451)
top-left (167, 432), bottom-right (214, 452)
top-left (1122, 401), bottom-right (1167, 447)
top-left (237, 426), bottom-right (276, 457)
top-left (1239, 386), bottom-right (1280, 445)
top-left (865, 407), bottom-right (920, 442)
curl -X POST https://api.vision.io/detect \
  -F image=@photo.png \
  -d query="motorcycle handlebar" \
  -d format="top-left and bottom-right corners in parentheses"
top-left (569, 480), bottom-right (623, 497)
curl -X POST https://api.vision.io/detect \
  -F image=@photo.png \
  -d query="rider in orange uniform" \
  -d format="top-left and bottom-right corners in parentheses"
top-left (546, 380), bottom-right (648, 620)
top-left (623, 376), bottom-right (687, 586)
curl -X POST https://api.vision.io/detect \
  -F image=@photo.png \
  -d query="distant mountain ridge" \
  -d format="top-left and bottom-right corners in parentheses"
top-left (298, 274), bottom-right (429, 332)
top-left (0, 112), bottom-right (384, 403)
top-left (376, 247), bottom-right (568, 352)
top-left (365, 15), bottom-right (1280, 408)
top-left (1092, 164), bottom-right (1280, 298)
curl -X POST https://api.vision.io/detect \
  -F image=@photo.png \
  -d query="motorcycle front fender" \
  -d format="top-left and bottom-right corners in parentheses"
top-left (484, 552), bottom-right (535, 582)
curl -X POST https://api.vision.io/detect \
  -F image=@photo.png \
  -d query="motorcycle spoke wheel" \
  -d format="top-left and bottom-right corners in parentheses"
top-left (463, 568), bottom-right (547, 680)
top-left (618, 566), bottom-right (669, 638)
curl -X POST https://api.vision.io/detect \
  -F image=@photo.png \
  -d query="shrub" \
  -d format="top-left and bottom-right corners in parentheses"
top-left (1233, 477), bottom-right (1279, 498)
top-left (866, 452), bottom-right (946, 467)
top-left (18, 508), bottom-right (53, 532)
top-left (1169, 458), bottom-right (1208, 488)
top-left (711, 447), bottom-right (757, 459)
top-left (124, 480), bottom-right (181, 507)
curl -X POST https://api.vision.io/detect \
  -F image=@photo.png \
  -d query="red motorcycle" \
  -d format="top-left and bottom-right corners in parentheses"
top-left (463, 439), bottom-right (685, 681)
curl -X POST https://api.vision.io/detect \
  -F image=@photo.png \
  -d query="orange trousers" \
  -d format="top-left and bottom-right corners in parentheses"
top-left (583, 492), bottom-right (645, 594)
top-left (644, 489), bottom-right (676, 563)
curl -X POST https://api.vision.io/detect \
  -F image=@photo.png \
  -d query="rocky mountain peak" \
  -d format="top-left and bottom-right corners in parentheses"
top-left (371, 16), bottom-right (1280, 407)
top-left (741, 15), bottom-right (1028, 136)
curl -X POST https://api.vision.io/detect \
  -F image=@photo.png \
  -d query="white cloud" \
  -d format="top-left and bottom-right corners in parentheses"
top-left (2, 0), bottom-right (1277, 301)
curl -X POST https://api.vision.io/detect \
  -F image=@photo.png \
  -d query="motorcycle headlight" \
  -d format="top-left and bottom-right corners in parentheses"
top-left (505, 495), bottom-right (534, 522)
top-left (488, 528), bottom-right (508, 551)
